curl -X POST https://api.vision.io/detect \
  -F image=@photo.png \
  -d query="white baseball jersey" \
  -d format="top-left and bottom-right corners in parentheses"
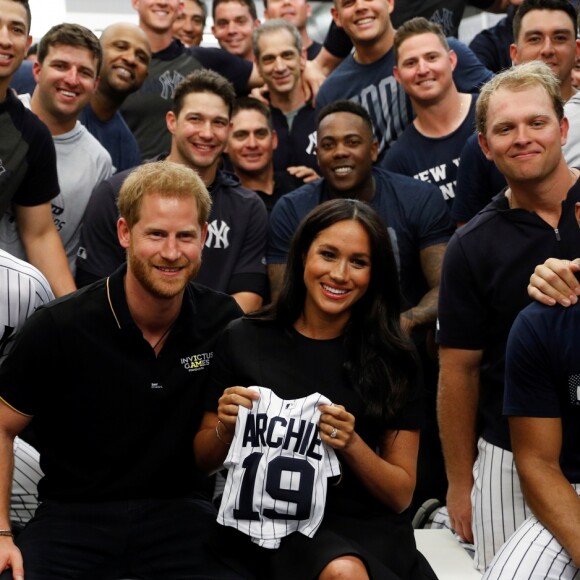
top-left (0, 249), bottom-right (54, 366)
top-left (218, 386), bottom-right (341, 549)
top-left (11, 437), bottom-right (43, 524)
top-left (0, 250), bottom-right (52, 525)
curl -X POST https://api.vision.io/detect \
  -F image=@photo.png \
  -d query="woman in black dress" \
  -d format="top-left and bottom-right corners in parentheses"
top-left (194, 198), bottom-right (436, 580)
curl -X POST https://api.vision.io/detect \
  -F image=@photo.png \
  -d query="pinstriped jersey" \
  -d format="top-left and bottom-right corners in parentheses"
top-left (0, 249), bottom-right (54, 365)
top-left (218, 386), bottom-right (341, 548)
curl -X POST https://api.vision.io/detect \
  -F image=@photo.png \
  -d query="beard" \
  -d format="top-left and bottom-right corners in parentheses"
top-left (127, 249), bottom-right (201, 299)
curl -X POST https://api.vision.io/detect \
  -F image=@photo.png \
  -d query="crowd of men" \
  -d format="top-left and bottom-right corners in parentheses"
top-left (3, 0), bottom-right (580, 577)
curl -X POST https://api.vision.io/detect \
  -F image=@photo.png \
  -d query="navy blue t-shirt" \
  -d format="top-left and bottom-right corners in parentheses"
top-left (469, 7), bottom-right (515, 74)
top-left (316, 38), bottom-right (492, 161)
top-left (267, 167), bottom-right (454, 309)
top-left (381, 94), bottom-right (477, 210)
top-left (79, 106), bottom-right (141, 174)
top-left (451, 132), bottom-right (506, 224)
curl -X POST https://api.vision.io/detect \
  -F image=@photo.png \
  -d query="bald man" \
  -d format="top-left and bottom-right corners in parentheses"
top-left (79, 23), bottom-right (152, 173)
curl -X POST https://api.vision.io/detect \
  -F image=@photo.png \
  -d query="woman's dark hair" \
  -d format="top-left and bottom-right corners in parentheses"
top-left (253, 198), bottom-right (418, 427)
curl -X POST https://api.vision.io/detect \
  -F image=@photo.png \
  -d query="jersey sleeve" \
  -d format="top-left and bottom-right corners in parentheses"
top-left (190, 46), bottom-right (253, 95)
top-left (75, 175), bottom-right (126, 285)
top-left (226, 194), bottom-right (269, 298)
top-left (452, 134), bottom-right (506, 224)
top-left (266, 195), bottom-right (302, 264)
top-left (504, 308), bottom-right (561, 418)
top-left (0, 252), bottom-right (55, 365)
top-left (12, 113), bottom-right (60, 207)
top-left (437, 232), bottom-right (487, 350)
top-left (448, 37), bottom-right (493, 93)
top-left (322, 20), bottom-right (353, 59)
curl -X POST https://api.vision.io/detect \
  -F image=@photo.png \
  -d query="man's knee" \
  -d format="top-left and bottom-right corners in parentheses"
top-left (318, 555), bottom-right (369, 580)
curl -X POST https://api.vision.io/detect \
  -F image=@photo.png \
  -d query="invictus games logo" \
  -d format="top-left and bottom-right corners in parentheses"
top-left (181, 351), bottom-right (213, 371)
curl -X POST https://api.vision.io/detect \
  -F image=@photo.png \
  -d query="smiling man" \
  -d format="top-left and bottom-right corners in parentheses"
top-left (173, 0), bottom-right (207, 46)
top-left (263, 0), bottom-right (322, 59)
top-left (226, 96), bottom-right (302, 213)
top-left (0, 0), bottom-right (75, 298)
top-left (0, 22), bottom-right (112, 277)
top-left (437, 60), bottom-right (580, 573)
top-left (0, 160), bottom-right (245, 580)
top-left (452, 0), bottom-right (580, 226)
top-left (381, 17), bottom-right (476, 212)
top-left (121, 0), bottom-right (260, 161)
top-left (267, 99), bottom-right (453, 333)
top-left (212, 0), bottom-right (260, 61)
top-left (315, 0), bottom-right (493, 161)
top-left (77, 69), bottom-right (268, 314)
top-left (253, 19), bottom-right (319, 177)
top-left (79, 22), bottom-right (151, 173)
top-left (511, 0), bottom-right (580, 102)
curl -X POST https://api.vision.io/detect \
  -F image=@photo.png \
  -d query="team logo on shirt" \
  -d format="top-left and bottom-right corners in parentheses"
top-left (181, 351), bottom-right (213, 371)
top-left (205, 220), bottom-right (230, 249)
top-left (305, 132), bottom-right (317, 156)
top-left (431, 9), bottom-right (454, 36)
top-left (159, 70), bottom-right (185, 100)
top-left (0, 160), bottom-right (6, 177)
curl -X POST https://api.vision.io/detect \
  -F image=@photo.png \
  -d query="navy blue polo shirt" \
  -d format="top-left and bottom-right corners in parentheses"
top-left (0, 265), bottom-right (242, 502)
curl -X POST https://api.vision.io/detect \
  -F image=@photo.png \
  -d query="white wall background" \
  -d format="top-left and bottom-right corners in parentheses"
top-left (27, 0), bottom-right (499, 47)
top-left (28, 0), bottom-right (137, 40)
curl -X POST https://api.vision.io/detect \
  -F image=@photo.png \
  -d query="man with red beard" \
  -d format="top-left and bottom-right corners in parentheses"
top-left (0, 160), bottom-right (244, 580)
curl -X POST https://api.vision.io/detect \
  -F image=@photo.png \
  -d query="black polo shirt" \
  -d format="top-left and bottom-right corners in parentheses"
top-left (0, 265), bottom-right (242, 502)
